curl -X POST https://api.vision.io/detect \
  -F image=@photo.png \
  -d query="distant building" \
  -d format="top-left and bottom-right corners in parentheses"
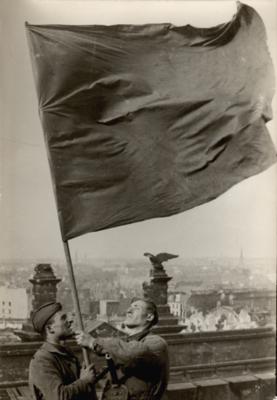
top-left (95, 298), bottom-right (133, 328)
top-left (186, 288), bottom-right (276, 322)
top-left (238, 249), bottom-right (245, 268)
top-left (169, 301), bottom-right (182, 317)
top-left (89, 300), bottom-right (100, 319)
top-left (0, 287), bottom-right (28, 320)
top-left (99, 300), bottom-right (120, 319)
top-left (231, 289), bottom-right (276, 313)
top-left (187, 290), bottom-right (221, 313)
top-left (168, 292), bottom-right (188, 318)
top-left (79, 288), bottom-right (91, 316)
top-left (117, 297), bottom-right (132, 316)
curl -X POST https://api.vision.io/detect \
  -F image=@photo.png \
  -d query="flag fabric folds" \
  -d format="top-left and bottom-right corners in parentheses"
top-left (26, 2), bottom-right (276, 240)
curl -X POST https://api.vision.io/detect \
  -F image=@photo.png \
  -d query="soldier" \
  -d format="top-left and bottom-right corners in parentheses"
top-left (29, 302), bottom-right (97, 400)
top-left (76, 298), bottom-right (169, 400)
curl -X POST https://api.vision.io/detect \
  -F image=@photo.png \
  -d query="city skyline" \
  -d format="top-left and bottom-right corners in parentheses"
top-left (0, 0), bottom-right (276, 261)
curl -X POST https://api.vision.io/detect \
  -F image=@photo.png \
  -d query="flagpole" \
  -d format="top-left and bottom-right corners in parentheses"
top-left (63, 240), bottom-right (90, 366)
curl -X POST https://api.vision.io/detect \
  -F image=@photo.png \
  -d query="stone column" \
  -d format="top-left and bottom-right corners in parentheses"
top-left (16, 264), bottom-right (61, 340)
top-left (29, 264), bottom-right (61, 317)
top-left (143, 261), bottom-right (183, 336)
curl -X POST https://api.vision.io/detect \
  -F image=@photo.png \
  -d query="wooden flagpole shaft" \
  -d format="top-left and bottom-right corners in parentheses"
top-left (63, 240), bottom-right (90, 367)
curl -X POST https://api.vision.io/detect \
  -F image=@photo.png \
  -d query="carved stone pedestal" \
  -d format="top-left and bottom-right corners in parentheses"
top-left (29, 264), bottom-right (61, 314)
top-left (142, 262), bottom-right (183, 336)
top-left (14, 264), bottom-right (61, 342)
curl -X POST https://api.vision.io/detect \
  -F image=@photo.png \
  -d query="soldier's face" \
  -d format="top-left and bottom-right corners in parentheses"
top-left (49, 310), bottom-right (74, 339)
top-left (124, 300), bottom-right (152, 328)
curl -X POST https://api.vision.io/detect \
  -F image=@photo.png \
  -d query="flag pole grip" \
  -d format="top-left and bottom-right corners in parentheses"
top-left (63, 240), bottom-right (90, 366)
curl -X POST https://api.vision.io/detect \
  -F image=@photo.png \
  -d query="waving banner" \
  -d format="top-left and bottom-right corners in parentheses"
top-left (26, 3), bottom-right (276, 240)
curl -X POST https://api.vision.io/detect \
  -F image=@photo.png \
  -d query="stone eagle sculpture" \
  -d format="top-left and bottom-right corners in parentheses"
top-left (144, 252), bottom-right (179, 271)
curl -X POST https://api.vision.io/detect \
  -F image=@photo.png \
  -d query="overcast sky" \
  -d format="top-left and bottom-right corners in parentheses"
top-left (0, 0), bottom-right (276, 262)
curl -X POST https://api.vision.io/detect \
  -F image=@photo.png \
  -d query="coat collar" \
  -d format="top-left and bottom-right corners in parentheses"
top-left (126, 327), bottom-right (151, 342)
top-left (41, 341), bottom-right (76, 358)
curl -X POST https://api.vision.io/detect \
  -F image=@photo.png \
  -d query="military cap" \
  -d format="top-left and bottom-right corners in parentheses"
top-left (31, 302), bottom-right (62, 333)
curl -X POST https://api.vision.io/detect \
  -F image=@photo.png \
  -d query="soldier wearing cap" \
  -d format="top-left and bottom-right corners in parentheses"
top-left (76, 298), bottom-right (169, 400)
top-left (29, 302), bottom-right (97, 400)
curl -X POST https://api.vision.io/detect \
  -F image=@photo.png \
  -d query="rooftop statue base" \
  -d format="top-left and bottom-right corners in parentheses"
top-left (14, 264), bottom-right (61, 342)
top-left (143, 252), bottom-right (184, 336)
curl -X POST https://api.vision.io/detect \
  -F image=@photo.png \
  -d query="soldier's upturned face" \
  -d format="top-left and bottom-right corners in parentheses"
top-left (50, 310), bottom-right (74, 339)
top-left (124, 300), bottom-right (151, 328)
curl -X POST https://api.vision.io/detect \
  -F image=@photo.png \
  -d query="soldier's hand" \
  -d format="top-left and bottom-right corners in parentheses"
top-left (75, 331), bottom-right (94, 349)
top-left (80, 363), bottom-right (96, 383)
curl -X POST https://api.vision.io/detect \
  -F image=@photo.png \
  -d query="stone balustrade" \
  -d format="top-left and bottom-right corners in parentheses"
top-left (0, 327), bottom-right (275, 400)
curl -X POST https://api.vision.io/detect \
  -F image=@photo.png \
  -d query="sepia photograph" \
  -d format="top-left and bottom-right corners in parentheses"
top-left (0, 1), bottom-right (276, 399)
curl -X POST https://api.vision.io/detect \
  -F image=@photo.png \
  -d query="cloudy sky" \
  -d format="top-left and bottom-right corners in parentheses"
top-left (0, 0), bottom-right (276, 262)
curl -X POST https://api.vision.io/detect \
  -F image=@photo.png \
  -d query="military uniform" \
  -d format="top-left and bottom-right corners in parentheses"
top-left (93, 329), bottom-right (169, 400)
top-left (29, 342), bottom-right (96, 400)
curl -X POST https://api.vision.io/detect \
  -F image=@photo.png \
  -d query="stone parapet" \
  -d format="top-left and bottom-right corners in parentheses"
top-left (0, 327), bottom-right (275, 395)
top-left (0, 373), bottom-right (275, 400)
top-left (166, 327), bottom-right (275, 378)
top-left (167, 372), bottom-right (276, 400)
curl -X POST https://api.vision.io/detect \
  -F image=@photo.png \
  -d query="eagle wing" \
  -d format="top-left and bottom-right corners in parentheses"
top-left (144, 252), bottom-right (154, 258)
top-left (156, 253), bottom-right (179, 263)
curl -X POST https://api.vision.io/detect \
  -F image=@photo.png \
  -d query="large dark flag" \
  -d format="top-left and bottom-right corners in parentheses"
top-left (26, 3), bottom-right (276, 240)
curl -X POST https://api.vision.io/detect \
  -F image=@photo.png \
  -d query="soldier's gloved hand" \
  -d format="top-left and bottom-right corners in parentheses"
top-left (80, 363), bottom-right (96, 383)
top-left (75, 331), bottom-right (94, 349)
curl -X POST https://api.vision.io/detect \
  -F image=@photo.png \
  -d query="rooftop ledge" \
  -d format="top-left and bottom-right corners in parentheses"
top-left (0, 327), bottom-right (274, 354)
